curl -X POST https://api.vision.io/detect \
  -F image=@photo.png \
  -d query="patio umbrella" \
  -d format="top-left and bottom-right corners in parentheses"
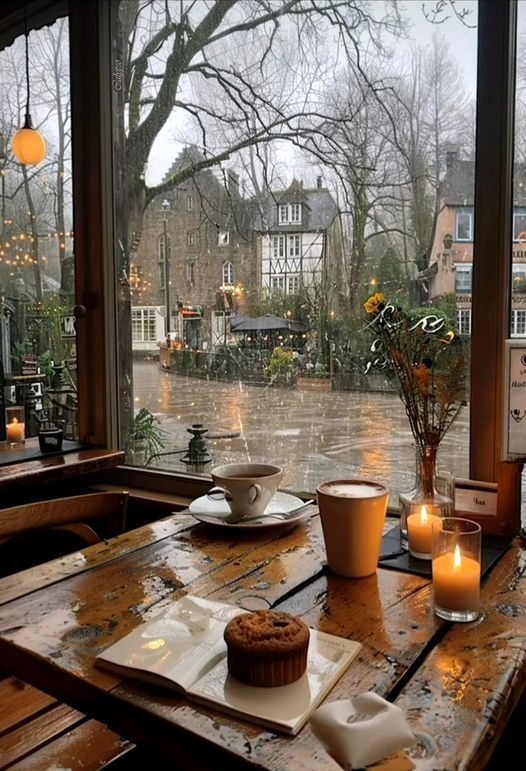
top-left (229, 314), bottom-right (307, 333)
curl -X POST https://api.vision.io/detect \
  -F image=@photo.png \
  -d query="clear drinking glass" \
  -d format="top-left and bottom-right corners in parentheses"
top-left (432, 517), bottom-right (481, 622)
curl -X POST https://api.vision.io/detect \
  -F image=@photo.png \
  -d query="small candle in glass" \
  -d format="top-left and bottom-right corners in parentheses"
top-left (432, 517), bottom-right (481, 623)
top-left (407, 504), bottom-right (442, 560)
top-left (5, 406), bottom-right (25, 446)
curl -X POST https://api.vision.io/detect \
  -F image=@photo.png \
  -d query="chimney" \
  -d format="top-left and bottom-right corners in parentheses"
top-left (317, 176), bottom-right (322, 189)
top-left (228, 171), bottom-right (240, 197)
top-left (446, 144), bottom-right (460, 170)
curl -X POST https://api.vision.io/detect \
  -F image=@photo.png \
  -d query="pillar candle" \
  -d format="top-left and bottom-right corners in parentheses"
top-left (7, 417), bottom-right (25, 443)
top-left (433, 544), bottom-right (480, 611)
top-left (407, 505), bottom-right (441, 556)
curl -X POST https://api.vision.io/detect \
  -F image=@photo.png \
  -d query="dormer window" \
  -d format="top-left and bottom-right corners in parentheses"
top-left (218, 230), bottom-right (230, 245)
top-left (278, 203), bottom-right (302, 225)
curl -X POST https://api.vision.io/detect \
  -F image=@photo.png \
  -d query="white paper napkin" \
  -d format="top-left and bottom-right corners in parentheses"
top-left (309, 692), bottom-right (415, 769)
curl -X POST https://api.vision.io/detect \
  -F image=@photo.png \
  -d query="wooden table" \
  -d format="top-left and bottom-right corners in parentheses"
top-left (0, 509), bottom-right (524, 770)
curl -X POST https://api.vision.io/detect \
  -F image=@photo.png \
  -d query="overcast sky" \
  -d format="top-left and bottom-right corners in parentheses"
top-left (146, 0), bottom-right (479, 186)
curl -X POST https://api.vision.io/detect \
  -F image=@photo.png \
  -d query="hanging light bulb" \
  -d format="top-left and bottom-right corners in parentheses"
top-left (12, 4), bottom-right (46, 165)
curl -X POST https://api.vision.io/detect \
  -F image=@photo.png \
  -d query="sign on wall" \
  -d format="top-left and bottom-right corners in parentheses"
top-left (504, 340), bottom-right (526, 458)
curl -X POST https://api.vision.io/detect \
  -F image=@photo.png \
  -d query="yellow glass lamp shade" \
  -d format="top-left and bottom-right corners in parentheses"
top-left (12, 124), bottom-right (46, 165)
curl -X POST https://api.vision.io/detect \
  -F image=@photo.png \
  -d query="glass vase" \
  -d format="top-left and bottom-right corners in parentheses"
top-left (399, 445), bottom-right (454, 560)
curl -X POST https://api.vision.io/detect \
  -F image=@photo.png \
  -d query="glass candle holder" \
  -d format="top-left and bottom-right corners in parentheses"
top-left (432, 517), bottom-right (481, 623)
top-left (399, 445), bottom-right (454, 559)
top-left (5, 406), bottom-right (26, 446)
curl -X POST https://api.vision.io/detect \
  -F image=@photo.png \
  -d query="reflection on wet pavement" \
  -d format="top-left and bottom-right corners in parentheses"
top-left (133, 361), bottom-right (470, 500)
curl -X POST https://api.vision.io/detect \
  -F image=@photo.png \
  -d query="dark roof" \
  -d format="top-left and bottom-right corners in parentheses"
top-left (442, 158), bottom-right (526, 206)
top-left (251, 186), bottom-right (338, 232)
top-left (441, 160), bottom-right (474, 206)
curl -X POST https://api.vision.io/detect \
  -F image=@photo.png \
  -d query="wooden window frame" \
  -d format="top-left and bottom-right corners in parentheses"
top-left (10, 0), bottom-right (514, 500)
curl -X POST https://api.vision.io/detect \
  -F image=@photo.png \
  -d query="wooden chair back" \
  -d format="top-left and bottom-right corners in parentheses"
top-left (0, 491), bottom-right (129, 543)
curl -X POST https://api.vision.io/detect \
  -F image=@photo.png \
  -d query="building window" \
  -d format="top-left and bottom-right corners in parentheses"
top-left (289, 234), bottom-right (300, 257)
top-left (222, 261), bottom-right (234, 286)
top-left (278, 203), bottom-right (302, 225)
top-left (511, 309), bottom-right (526, 337)
top-left (273, 235), bottom-right (285, 257)
top-left (160, 198), bottom-right (171, 210)
top-left (188, 262), bottom-right (195, 285)
top-left (457, 309), bottom-right (472, 336)
top-left (512, 265), bottom-right (526, 294)
top-left (278, 204), bottom-right (288, 224)
top-left (455, 264), bottom-right (472, 294)
top-left (271, 275), bottom-right (285, 292)
top-left (186, 196), bottom-right (193, 211)
top-left (218, 230), bottom-right (230, 245)
top-left (455, 209), bottom-right (473, 241)
top-left (287, 274), bottom-right (300, 294)
top-left (290, 203), bottom-right (301, 223)
top-left (131, 308), bottom-right (157, 342)
top-left (513, 210), bottom-right (526, 242)
top-left (187, 232), bottom-right (195, 246)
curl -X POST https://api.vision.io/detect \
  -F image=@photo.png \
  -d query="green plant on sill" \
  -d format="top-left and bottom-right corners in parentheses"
top-left (130, 408), bottom-right (165, 462)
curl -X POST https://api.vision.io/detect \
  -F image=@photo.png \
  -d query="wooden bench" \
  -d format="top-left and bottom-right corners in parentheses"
top-left (0, 674), bottom-right (134, 770)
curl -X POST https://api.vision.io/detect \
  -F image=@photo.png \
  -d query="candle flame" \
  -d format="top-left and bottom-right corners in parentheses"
top-left (453, 544), bottom-right (462, 568)
top-left (11, 417), bottom-right (18, 425)
top-left (421, 505), bottom-right (428, 523)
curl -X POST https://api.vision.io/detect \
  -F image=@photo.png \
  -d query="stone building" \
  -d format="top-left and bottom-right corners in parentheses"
top-left (130, 147), bottom-right (256, 352)
top-left (131, 149), bottom-right (343, 352)
top-left (421, 149), bottom-right (526, 336)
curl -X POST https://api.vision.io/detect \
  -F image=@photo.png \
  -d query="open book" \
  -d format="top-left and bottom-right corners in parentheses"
top-left (96, 595), bottom-right (362, 735)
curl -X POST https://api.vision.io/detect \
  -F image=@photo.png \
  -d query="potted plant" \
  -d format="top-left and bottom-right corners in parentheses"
top-left (129, 408), bottom-right (165, 465)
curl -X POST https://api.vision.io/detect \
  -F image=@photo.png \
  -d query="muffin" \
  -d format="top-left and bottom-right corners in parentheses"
top-left (224, 609), bottom-right (310, 687)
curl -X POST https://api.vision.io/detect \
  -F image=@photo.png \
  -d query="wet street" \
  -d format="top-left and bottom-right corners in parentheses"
top-left (132, 360), bottom-right (470, 500)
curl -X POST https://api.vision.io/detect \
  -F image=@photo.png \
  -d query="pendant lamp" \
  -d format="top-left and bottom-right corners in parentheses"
top-left (12, 4), bottom-right (46, 165)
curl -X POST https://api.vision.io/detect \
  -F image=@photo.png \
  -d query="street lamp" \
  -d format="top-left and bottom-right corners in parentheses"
top-left (161, 198), bottom-right (171, 337)
top-left (0, 132), bottom-right (6, 239)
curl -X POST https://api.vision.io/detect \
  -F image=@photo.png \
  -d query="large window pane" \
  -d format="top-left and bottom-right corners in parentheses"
top-left (0, 17), bottom-right (78, 441)
top-left (113, 1), bottom-right (477, 498)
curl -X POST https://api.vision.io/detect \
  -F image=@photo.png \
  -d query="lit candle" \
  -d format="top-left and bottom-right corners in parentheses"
top-left (432, 543), bottom-right (480, 611)
top-left (407, 505), bottom-right (441, 557)
top-left (7, 417), bottom-right (25, 444)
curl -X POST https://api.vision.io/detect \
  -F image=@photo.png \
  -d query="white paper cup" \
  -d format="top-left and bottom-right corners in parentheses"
top-left (317, 480), bottom-right (389, 578)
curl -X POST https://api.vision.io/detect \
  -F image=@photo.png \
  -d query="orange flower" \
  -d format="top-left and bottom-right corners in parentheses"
top-left (364, 292), bottom-right (385, 314)
top-left (412, 363), bottom-right (432, 396)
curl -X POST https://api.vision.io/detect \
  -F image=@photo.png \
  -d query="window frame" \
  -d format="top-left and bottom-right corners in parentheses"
top-left (455, 264), bottom-right (473, 293)
top-left (222, 260), bottom-right (234, 286)
top-left (56, 0), bottom-right (519, 495)
top-left (455, 208), bottom-right (474, 242)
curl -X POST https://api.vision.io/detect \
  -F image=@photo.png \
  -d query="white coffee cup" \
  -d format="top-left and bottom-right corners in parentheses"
top-left (317, 480), bottom-right (389, 578)
top-left (208, 463), bottom-right (283, 518)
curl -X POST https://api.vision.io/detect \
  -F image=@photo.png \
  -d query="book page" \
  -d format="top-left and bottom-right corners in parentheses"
top-left (96, 595), bottom-right (244, 692)
top-left (188, 630), bottom-right (362, 734)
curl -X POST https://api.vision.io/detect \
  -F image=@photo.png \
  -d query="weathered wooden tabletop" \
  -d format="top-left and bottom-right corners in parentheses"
top-left (0, 509), bottom-right (524, 771)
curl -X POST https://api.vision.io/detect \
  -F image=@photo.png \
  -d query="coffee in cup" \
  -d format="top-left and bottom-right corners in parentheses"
top-left (316, 480), bottom-right (389, 578)
top-left (209, 463), bottom-right (283, 518)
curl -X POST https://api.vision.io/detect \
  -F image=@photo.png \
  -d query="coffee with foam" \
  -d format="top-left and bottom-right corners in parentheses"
top-left (320, 481), bottom-right (386, 499)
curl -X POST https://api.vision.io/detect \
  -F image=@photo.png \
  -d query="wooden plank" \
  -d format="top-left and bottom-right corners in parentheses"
top-left (0, 513), bottom-right (195, 606)
top-left (104, 566), bottom-right (437, 771)
top-left (0, 677), bottom-right (56, 735)
top-left (8, 719), bottom-right (134, 771)
top-left (0, 515), bottom-right (442, 771)
top-left (395, 539), bottom-right (526, 771)
top-left (0, 703), bottom-right (84, 767)
top-left (0, 448), bottom-right (125, 493)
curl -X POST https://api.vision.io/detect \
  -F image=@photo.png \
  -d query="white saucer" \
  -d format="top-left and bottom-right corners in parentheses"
top-left (189, 492), bottom-right (311, 531)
